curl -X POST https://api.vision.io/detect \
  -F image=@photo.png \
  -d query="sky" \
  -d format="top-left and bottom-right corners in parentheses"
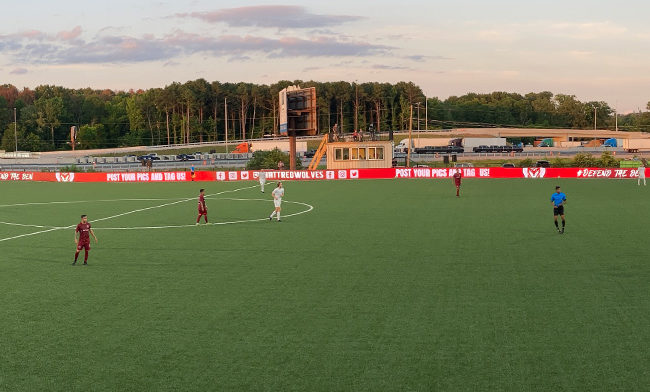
top-left (1, 0), bottom-right (649, 112)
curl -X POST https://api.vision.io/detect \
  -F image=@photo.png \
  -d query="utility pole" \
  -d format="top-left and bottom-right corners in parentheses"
top-left (425, 96), bottom-right (428, 131)
top-left (594, 106), bottom-right (597, 130)
top-left (407, 104), bottom-right (413, 167)
top-left (14, 107), bottom-right (17, 153)
top-left (224, 98), bottom-right (228, 153)
top-left (354, 81), bottom-right (359, 132)
top-left (615, 110), bottom-right (618, 132)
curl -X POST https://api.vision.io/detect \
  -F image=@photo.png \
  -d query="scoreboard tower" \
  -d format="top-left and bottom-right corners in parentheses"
top-left (279, 86), bottom-right (317, 169)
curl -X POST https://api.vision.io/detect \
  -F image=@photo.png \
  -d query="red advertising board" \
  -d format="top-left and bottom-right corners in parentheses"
top-left (0, 168), bottom-right (644, 183)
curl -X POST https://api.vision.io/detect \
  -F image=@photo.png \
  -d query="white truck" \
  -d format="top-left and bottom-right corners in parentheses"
top-left (394, 138), bottom-right (451, 153)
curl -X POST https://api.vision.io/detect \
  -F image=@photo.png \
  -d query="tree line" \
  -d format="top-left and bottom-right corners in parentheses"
top-left (0, 81), bottom-right (648, 152)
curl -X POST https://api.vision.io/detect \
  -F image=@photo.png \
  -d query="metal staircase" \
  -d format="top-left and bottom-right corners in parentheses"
top-left (308, 135), bottom-right (328, 170)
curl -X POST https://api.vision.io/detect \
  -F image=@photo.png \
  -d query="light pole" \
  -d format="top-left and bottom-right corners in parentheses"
top-left (425, 96), bottom-right (428, 132)
top-left (354, 80), bottom-right (359, 132)
top-left (224, 98), bottom-right (228, 154)
top-left (13, 107), bottom-right (17, 153)
top-left (593, 106), bottom-right (597, 130)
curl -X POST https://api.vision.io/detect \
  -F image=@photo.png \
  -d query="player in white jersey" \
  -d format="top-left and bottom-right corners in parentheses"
top-left (638, 159), bottom-right (646, 186)
top-left (269, 182), bottom-right (284, 222)
top-left (258, 170), bottom-right (267, 193)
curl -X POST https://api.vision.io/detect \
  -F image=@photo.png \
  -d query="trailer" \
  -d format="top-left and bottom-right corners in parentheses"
top-left (622, 139), bottom-right (650, 153)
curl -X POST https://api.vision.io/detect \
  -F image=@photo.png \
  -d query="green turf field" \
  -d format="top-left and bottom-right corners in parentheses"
top-left (0, 179), bottom-right (648, 391)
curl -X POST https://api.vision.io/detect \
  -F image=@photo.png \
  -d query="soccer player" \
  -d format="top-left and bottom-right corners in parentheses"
top-left (259, 170), bottom-right (266, 193)
top-left (638, 159), bottom-right (646, 186)
top-left (190, 164), bottom-right (196, 181)
top-left (452, 170), bottom-right (462, 197)
top-left (551, 186), bottom-right (567, 234)
top-left (73, 214), bottom-right (98, 265)
top-left (269, 182), bottom-right (284, 222)
top-left (196, 188), bottom-right (208, 224)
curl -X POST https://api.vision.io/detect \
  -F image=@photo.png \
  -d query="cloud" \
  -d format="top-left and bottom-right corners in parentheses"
top-left (57, 26), bottom-right (82, 41)
top-left (9, 68), bottom-right (28, 74)
top-left (405, 55), bottom-right (452, 62)
top-left (176, 5), bottom-right (362, 29)
top-left (371, 64), bottom-right (410, 70)
top-left (548, 21), bottom-right (628, 40)
top-left (302, 66), bottom-right (322, 72)
top-left (0, 30), bottom-right (390, 65)
top-left (468, 21), bottom-right (630, 43)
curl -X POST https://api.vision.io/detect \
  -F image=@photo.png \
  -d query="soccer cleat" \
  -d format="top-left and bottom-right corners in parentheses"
top-left (277, 220), bottom-right (281, 222)
top-left (561, 228), bottom-right (565, 234)
top-left (195, 223), bottom-right (199, 225)
top-left (72, 261), bottom-right (76, 265)
top-left (269, 216), bottom-right (272, 221)
top-left (83, 262), bottom-right (88, 265)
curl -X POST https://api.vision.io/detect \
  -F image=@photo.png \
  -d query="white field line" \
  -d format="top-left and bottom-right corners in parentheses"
top-left (95, 199), bottom-right (314, 230)
top-left (0, 198), bottom-right (184, 208)
top-left (0, 185), bottom-right (258, 242)
top-left (0, 221), bottom-right (57, 229)
top-left (0, 226), bottom-right (69, 243)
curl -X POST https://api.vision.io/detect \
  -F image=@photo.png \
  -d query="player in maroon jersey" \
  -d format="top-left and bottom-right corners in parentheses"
top-left (453, 170), bottom-right (462, 197)
top-left (73, 214), bottom-right (98, 265)
top-left (196, 188), bottom-right (208, 224)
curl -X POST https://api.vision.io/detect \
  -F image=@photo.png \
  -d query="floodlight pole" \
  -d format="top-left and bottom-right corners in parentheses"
top-left (407, 104), bottom-right (413, 167)
top-left (14, 107), bottom-right (17, 153)
top-left (593, 106), bottom-right (597, 130)
top-left (425, 96), bottom-right (428, 131)
top-left (354, 81), bottom-right (359, 132)
top-left (224, 98), bottom-right (228, 154)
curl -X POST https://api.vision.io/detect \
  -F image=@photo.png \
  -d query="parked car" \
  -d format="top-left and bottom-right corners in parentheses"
top-left (473, 145), bottom-right (521, 153)
top-left (414, 145), bottom-right (464, 154)
top-left (454, 162), bottom-right (474, 168)
top-left (176, 153), bottom-right (195, 161)
top-left (137, 154), bottom-right (159, 161)
top-left (535, 160), bottom-right (551, 168)
top-left (304, 149), bottom-right (317, 158)
top-left (502, 163), bottom-right (516, 168)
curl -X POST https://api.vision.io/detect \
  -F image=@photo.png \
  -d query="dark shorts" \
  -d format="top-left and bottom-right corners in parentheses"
top-left (553, 205), bottom-right (565, 216)
top-left (77, 242), bottom-right (90, 251)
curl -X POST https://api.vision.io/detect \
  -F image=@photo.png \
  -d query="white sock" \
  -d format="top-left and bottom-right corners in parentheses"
top-left (277, 212), bottom-right (281, 221)
top-left (261, 183), bottom-right (264, 192)
top-left (270, 211), bottom-right (276, 218)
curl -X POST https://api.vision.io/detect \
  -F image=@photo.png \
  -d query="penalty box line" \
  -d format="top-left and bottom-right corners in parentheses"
top-left (0, 185), bottom-right (258, 243)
